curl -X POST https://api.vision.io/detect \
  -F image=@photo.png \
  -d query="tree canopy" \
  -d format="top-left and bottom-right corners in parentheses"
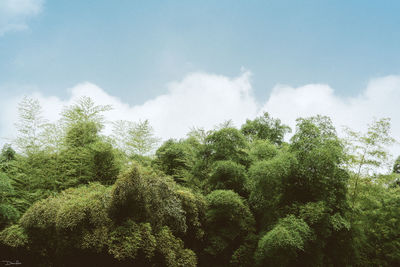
top-left (0, 96), bottom-right (398, 267)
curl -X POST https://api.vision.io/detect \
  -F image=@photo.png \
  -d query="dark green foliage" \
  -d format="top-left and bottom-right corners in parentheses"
top-left (154, 139), bottom-right (196, 184)
top-left (283, 116), bottom-right (353, 266)
top-left (0, 173), bottom-right (20, 229)
top-left (209, 161), bottom-right (248, 196)
top-left (248, 150), bottom-right (296, 229)
top-left (203, 190), bottom-right (255, 266)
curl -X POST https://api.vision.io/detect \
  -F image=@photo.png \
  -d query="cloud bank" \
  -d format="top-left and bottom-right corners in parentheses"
top-left (0, 0), bottom-right (44, 35)
top-left (1, 71), bottom-right (399, 158)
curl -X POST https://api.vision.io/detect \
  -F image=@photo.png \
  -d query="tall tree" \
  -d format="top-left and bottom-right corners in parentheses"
top-left (14, 96), bottom-right (47, 154)
top-left (344, 118), bottom-right (396, 222)
top-left (112, 120), bottom-right (159, 156)
top-left (241, 112), bottom-right (291, 145)
top-left (58, 97), bottom-right (119, 187)
top-left (61, 96), bottom-right (112, 130)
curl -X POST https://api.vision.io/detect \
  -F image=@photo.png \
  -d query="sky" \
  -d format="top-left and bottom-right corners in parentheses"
top-left (1, 0), bottom-right (400, 161)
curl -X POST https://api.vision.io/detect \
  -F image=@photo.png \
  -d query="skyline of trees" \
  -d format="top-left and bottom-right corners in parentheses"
top-left (0, 96), bottom-right (399, 267)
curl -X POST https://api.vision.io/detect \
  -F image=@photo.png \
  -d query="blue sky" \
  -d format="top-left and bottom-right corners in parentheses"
top-left (2, 0), bottom-right (400, 103)
top-left (1, 0), bottom-right (400, 161)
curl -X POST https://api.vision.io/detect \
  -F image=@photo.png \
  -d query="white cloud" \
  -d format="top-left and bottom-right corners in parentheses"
top-left (0, 0), bottom-right (44, 35)
top-left (0, 71), bottom-right (259, 142)
top-left (261, 75), bottom-right (400, 158)
top-left (1, 71), bottom-right (400, 163)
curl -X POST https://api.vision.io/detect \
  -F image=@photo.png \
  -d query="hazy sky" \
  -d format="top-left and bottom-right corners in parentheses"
top-left (1, 0), bottom-right (400, 158)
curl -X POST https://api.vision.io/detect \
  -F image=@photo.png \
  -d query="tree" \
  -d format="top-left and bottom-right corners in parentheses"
top-left (203, 190), bottom-right (255, 266)
top-left (248, 150), bottom-right (296, 229)
top-left (58, 97), bottom-right (119, 187)
top-left (287, 115), bottom-right (347, 205)
top-left (208, 161), bottom-right (248, 197)
top-left (192, 127), bottom-right (249, 186)
top-left (153, 139), bottom-right (194, 184)
top-left (0, 144), bottom-right (16, 172)
top-left (61, 96), bottom-right (112, 130)
top-left (248, 139), bottom-right (278, 162)
top-left (1, 177), bottom-right (199, 266)
top-left (241, 112), bottom-right (291, 145)
top-left (0, 173), bottom-right (19, 229)
top-left (112, 120), bottom-right (160, 156)
top-left (352, 176), bottom-right (400, 266)
top-left (14, 96), bottom-right (47, 154)
top-left (344, 118), bottom-right (396, 222)
top-left (203, 127), bottom-right (249, 166)
top-left (255, 215), bottom-right (312, 267)
top-left (283, 116), bottom-right (353, 266)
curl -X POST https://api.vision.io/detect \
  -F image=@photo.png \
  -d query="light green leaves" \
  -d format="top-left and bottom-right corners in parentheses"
top-left (112, 119), bottom-right (160, 156)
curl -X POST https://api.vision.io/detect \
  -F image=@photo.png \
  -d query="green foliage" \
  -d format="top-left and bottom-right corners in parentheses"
top-left (353, 177), bottom-right (400, 266)
top-left (57, 100), bottom-right (120, 187)
top-left (109, 165), bottom-right (187, 234)
top-left (345, 118), bottom-right (396, 175)
top-left (64, 121), bottom-right (99, 147)
top-left (203, 127), bottom-right (249, 166)
top-left (248, 150), bottom-right (296, 228)
top-left (0, 173), bottom-right (19, 228)
top-left (255, 215), bottom-right (311, 266)
top-left (204, 190), bottom-right (255, 266)
top-left (108, 220), bottom-right (156, 261)
top-left (344, 118), bottom-right (397, 228)
top-left (241, 112), bottom-right (291, 145)
top-left (154, 139), bottom-right (196, 184)
top-left (8, 183), bottom-right (111, 265)
top-left (0, 144), bottom-right (16, 172)
top-left (248, 139), bottom-right (278, 162)
top-left (286, 116), bottom-right (347, 205)
top-left (112, 119), bottom-right (160, 156)
top-left (298, 201), bottom-right (327, 226)
top-left (20, 183), bottom-right (111, 234)
top-left (14, 96), bottom-right (48, 154)
top-left (0, 224), bottom-right (28, 248)
top-left (174, 187), bottom-right (207, 248)
top-left (61, 96), bottom-right (112, 129)
top-left (1, 96), bottom-right (399, 267)
top-left (156, 226), bottom-right (197, 267)
top-left (209, 160), bottom-right (248, 196)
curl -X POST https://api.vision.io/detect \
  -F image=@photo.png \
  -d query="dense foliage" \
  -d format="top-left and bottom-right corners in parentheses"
top-left (0, 97), bottom-right (399, 266)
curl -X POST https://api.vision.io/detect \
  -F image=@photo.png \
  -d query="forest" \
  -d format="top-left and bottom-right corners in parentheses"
top-left (0, 96), bottom-right (399, 267)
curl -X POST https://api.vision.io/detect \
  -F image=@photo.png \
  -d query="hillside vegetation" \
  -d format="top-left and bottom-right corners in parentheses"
top-left (0, 96), bottom-right (399, 267)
